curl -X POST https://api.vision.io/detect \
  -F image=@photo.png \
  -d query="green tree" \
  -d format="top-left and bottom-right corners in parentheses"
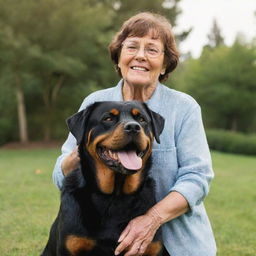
top-left (207, 19), bottom-right (225, 48)
top-left (175, 40), bottom-right (256, 133)
top-left (110, 0), bottom-right (191, 43)
top-left (0, 0), bottom-right (186, 143)
top-left (0, 23), bottom-right (37, 143)
top-left (0, 0), bottom-right (114, 142)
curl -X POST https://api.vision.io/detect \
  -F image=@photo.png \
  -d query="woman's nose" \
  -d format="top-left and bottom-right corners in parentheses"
top-left (135, 47), bottom-right (146, 59)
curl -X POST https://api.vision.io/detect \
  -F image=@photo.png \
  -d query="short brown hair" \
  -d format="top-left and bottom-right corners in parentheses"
top-left (109, 12), bottom-right (179, 82)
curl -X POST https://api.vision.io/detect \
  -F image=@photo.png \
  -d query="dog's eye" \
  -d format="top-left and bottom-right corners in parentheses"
top-left (138, 116), bottom-right (146, 123)
top-left (103, 116), bottom-right (113, 122)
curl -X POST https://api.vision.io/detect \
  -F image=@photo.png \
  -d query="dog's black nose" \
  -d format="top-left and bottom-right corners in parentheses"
top-left (124, 122), bottom-right (141, 134)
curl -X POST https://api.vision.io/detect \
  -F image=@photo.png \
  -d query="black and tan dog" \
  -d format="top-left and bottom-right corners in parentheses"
top-left (42, 101), bottom-right (165, 256)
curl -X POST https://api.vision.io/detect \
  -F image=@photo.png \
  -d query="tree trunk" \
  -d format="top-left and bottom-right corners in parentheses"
top-left (15, 75), bottom-right (29, 143)
top-left (42, 85), bottom-right (51, 142)
top-left (42, 74), bottom-right (64, 141)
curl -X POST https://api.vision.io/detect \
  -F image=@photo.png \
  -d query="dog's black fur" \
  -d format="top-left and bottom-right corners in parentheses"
top-left (41, 101), bottom-right (165, 256)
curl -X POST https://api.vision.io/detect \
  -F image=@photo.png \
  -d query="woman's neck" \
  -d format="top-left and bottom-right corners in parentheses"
top-left (122, 82), bottom-right (157, 102)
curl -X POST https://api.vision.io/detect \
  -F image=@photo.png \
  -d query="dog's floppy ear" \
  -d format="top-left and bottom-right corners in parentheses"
top-left (66, 103), bottom-right (98, 145)
top-left (144, 104), bottom-right (165, 144)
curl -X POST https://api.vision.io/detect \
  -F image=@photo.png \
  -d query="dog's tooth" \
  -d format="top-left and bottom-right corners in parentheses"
top-left (111, 151), bottom-right (117, 160)
top-left (113, 152), bottom-right (118, 160)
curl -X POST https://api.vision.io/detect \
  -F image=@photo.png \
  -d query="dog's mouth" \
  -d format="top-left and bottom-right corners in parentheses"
top-left (97, 144), bottom-right (147, 174)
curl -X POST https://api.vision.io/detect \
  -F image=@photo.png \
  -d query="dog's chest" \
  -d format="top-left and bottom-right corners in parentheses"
top-left (80, 179), bottom-right (155, 232)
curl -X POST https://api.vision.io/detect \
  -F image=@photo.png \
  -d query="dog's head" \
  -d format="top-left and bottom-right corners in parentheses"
top-left (67, 101), bottom-right (164, 177)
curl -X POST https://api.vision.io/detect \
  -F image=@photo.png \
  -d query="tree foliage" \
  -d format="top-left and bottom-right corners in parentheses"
top-left (206, 19), bottom-right (224, 48)
top-left (0, 0), bottom-right (185, 143)
top-left (174, 39), bottom-right (256, 133)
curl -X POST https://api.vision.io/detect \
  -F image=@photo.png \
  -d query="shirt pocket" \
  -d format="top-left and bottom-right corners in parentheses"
top-left (150, 147), bottom-right (178, 201)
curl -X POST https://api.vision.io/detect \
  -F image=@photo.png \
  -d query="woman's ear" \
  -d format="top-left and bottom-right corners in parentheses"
top-left (161, 62), bottom-right (167, 75)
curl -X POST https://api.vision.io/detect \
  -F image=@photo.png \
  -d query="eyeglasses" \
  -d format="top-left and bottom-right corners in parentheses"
top-left (121, 42), bottom-right (164, 58)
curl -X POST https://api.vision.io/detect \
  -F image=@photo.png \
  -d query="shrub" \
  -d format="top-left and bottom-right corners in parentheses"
top-left (206, 129), bottom-right (256, 155)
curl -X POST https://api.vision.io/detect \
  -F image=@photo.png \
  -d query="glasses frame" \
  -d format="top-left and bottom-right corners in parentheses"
top-left (121, 42), bottom-right (165, 58)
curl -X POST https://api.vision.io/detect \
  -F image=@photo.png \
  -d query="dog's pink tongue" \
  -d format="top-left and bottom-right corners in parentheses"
top-left (117, 151), bottom-right (142, 170)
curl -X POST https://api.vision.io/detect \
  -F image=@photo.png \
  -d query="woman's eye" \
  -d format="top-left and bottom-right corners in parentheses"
top-left (148, 48), bottom-right (158, 53)
top-left (126, 45), bottom-right (137, 51)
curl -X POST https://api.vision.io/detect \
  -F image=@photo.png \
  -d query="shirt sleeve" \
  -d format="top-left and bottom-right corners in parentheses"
top-left (170, 104), bottom-right (214, 212)
top-left (52, 96), bottom-right (95, 190)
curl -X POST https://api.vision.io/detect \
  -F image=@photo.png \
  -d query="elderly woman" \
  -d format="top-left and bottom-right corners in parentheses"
top-left (52, 12), bottom-right (216, 256)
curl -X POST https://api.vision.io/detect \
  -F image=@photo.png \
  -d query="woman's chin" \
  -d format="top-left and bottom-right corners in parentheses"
top-left (124, 77), bottom-right (152, 88)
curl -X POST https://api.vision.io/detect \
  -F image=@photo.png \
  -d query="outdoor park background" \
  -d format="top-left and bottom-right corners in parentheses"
top-left (0, 0), bottom-right (255, 255)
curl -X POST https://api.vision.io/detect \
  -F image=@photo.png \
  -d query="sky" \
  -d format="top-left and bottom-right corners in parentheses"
top-left (174, 0), bottom-right (256, 58)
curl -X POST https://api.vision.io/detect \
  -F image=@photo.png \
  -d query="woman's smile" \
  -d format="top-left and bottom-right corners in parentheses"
top-left (130, 66), bottom-right (149, 72)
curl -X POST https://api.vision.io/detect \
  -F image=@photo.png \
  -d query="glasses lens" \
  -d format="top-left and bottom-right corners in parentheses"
top-left (146, 47), bottom-right (161, 57)
top-left (122, 43), bottom-right (163, 58)
top-left (123, 44), bottom-right (138, 54)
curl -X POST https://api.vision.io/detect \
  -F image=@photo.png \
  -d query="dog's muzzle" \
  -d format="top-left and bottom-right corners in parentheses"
top-left (96, 121), bottom-right (149, 173)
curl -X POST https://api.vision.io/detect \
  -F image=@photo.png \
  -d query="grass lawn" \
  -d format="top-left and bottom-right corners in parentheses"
top-left (206, 152), bottom-right (256, 256)
top-left (0, 149), bottom-right (255, 256)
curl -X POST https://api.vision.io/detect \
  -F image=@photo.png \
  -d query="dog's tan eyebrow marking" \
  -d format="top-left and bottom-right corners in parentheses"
top-left (110, 108), bottom-right (119, 115)
top-left (131, 108), bottom-right (140, 116)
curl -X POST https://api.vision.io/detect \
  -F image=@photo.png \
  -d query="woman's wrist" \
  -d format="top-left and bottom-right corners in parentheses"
top-left (146, 206), bottom-right (164, 227)
top-left (147, 192), bottom-right (189, 225)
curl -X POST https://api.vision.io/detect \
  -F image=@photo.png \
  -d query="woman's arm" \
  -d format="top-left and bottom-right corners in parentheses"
top-left (170, 104), bottom-right (214, 212)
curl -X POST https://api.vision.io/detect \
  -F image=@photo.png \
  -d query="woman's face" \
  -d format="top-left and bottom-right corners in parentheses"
top-left (118, 34), bottom-right (165, 88)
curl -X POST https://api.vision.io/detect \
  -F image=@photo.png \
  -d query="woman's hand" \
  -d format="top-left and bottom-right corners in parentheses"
top-left (114, 192), bottom-right (189, 256)
top-left (115, 208), bottom-right (162, 256)
top-left (61, 146), bottom-right (80, 176)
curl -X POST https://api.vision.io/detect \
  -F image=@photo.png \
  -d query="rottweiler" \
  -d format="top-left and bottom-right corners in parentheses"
top-left (41, 101), bottom-right (165, 256)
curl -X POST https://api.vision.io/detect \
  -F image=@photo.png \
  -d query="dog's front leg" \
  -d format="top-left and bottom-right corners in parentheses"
top-left (144, 241), bottom-right (163, 256)
top-left (62, 235), bottom-right (97, 256)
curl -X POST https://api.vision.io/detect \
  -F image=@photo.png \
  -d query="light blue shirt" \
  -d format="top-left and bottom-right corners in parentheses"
top-left (53, 80), bottom-right (217, 256)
